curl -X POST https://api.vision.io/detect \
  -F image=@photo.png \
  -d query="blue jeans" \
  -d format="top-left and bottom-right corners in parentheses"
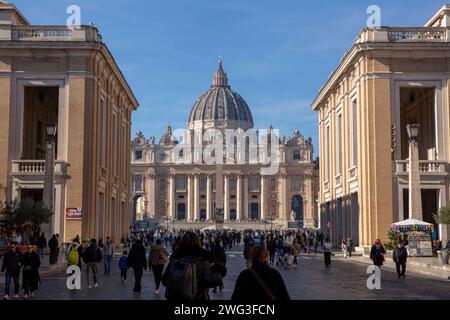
top-left (4, 272), bottom-right (20, 296)
top-left (104, 255), bottom-right (112, 275)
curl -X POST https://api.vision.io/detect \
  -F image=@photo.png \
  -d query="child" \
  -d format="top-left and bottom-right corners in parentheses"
top-left (118, 251), bottom-right (128, 283)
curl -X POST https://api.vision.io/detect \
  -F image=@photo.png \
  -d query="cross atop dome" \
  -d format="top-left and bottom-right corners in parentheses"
top-left (212, 58), bottom-right (229, 88)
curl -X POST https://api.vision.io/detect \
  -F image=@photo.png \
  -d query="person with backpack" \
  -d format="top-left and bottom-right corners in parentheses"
top-left (118, 251), bottom-right (128, 283)
top-left (161, 231), bottom-right (222, 301)
top-left (2, 243), bottom-right (23, 300)
top-left (22, 244), bottom-right (41, 299)
top-left (103, 237), bottom-right (114, 276)
top-left (126, 239), bottom-right (147, 294)
top-left (210, 237), bottom-right (227, 293)
top-left (149, 239), bottom-right (169, 294)
top-left (322, 238), bottom-right (332, 268)
top-left (66, 239), bottom-right (81, 268)
top-left (231, 246), bottom-right (290, 301)
top-left (82, 239), bottom-right (102, 289)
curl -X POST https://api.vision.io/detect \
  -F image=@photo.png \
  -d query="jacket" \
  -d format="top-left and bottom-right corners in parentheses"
top-left (104, 241), bottom-right (115, 257)
top-left (149, 244), bottom-right (169, 266)
top-left (118, 256), bottom-right (128, 270)
top-left (83, 244), bottom-right (102, 263)
top-left (231, 263), bottom-right (291, 301)
top-left (370, 245), bottom-right (386, 266)
top-left (126, 244), bottom-right (147, 269)
top-left (162, 244), bottom-right (221, 301)
top-left (1, 250), bottom-right (23, 273)
top-left (210, 244), bottom-right (226, 265)
top-left (22, 251), bottom-right (41, 271)
top-left (393, 246), bottom-right (408, 264)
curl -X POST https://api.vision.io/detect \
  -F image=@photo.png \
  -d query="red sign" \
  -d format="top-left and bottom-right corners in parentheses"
top-left (66, 208), bottom-right (82, 220)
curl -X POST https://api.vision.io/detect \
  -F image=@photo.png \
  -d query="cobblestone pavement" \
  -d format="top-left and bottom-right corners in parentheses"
top-left (3, 247), bottom-right (450, 300)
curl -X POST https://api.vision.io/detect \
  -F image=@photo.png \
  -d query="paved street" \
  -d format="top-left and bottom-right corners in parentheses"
top-left (3, 246), bottom-right (449, 300)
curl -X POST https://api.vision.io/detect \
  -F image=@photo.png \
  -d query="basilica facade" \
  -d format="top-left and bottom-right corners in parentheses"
top-left (131, 61), bottom-right (318, 229)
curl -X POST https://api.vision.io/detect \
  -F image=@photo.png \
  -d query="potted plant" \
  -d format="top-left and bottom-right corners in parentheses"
top-left (434, 206), bottom-right (450, 265)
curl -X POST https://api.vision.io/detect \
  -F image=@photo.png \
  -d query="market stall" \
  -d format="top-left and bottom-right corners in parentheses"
top-left (391, 219), bottom-right (434, 257)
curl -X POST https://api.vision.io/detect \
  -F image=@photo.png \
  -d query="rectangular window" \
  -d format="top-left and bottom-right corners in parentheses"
top-left (293, 178), bottom-right (301, 192)
top-left (351, 99), bottom-right (358, 167)
top-left (99, 98), bottom-right (106, 166)
top-left (336, 113), bottom-right (342, 174)
top-left (250, 177), bottom-right (259, 191)
top-left (135, 176), bottom-right (143, 191)
top-left (112, 113), bottom-right (117, 174)
top-left (176, 177), bottom-right (186, 190)
top-left (160, 179), bottom-right (166, 192)
top-left (135, 150), bottom-right (143, 160)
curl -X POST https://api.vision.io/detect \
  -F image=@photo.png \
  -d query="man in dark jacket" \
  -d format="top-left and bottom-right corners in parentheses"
top-left (126, 239), bottom-right (147, 294)
top-left (210, 237), bottom-right (227, 293)
top-left (1, 243), bottom-right (23, 299)
top-left (393, 241), bottom-right (408, 278)
top-left (162, 232), bottom-right (222, 301)
top-left (82, 239), bottom-right (102, 288)
top-left (232, 245), bottom-right (290, 301)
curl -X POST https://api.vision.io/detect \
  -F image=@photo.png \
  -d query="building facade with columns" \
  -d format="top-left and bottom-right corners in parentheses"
top-left (312, 5), bottom-right (450, 247)
top-left (0, 2), bottom-right (139, 242)
top-left (131, 61), bottom-right (318, 229)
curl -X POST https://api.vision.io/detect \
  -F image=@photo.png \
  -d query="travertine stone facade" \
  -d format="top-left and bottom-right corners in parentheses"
top-left (0, 2), bottom-right (138, 242)
top-left (131, 62), bottom-right (319, 230)
top-left (312, 5), bottom-right (450, 246)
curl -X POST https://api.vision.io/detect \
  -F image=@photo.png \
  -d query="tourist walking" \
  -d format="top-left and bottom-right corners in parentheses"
top-left (243, 240), bottom-right (254, 269)
top-left (393, 241), bottom-right (408, 278)
top-left (322, 238), bottom-right (332, 268)
top-left (37, 232), bottom-right (47, 262)
top-left (210, 237), bottom-right (227, 293)
top-left (22, 244), bottom-right (41, 299)
top-left (82, 239), bottom-right (102, 288)
top-left (118, 251), bottom-right (128, 283)
top-left (48, 234), bottom-right (59, 265)
top-left (149, 239), bottom-right (169, 294)
top-left (292, 239), bottom-right (300, 267)
top-left (162, 232), bottom-right (222, 301)
top-left (2, 243), bottom-right (23, 300)
top-left (103, 237), bottom-right (114, 275)
top-left (231, 246), bottom-right (290, 301)
top-left (341, 239), bottom-right (348, 258)
top-left (267, 236), bottom-right (276, 266)
top-left (126, 239), bottom-right (147, 294)
top-left (370, 239), bottom-right (386, 269)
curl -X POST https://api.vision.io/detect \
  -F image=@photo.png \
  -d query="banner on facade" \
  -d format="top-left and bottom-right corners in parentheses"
top-left (66, 208), bottom-right (82, 220)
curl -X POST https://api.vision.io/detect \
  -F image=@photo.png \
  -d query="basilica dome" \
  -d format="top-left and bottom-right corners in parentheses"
top-left (188, 60), bottom-right (254, 130)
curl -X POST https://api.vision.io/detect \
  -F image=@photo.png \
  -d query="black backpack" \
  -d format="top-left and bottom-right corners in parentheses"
top-left (164, 257), bottom-right (198, 300)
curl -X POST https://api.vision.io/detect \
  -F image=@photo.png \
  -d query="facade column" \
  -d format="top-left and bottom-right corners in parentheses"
top-left (187, 174), bottom-right (194, 221)
top-left (260, 175), bottom-right (266, 221)
top-left (224, 174), bottom-right (230, 221)
top-left (236, 173), bottom-right (242, 221)
top-left (146, 173), bottom-right (156, 218)
top-left (194, 174), bottom-right (200, 221)
top-left (169, 174), bottom-right (176, 219)
top-left (243, 175), bottom-right (249, 220)
top-left (206, 174), bottom-right (212, 221)
top-left (278, 172), bottom-right (288, 221)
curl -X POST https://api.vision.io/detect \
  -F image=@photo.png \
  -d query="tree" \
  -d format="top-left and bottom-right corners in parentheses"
top-left (0, 198), bottom-right (53, 239)
top-left (434, 205), bottom-right (450, 225)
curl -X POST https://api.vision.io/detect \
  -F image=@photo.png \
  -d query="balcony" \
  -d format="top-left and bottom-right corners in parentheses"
top-left (12, 160), bottom-right (68, 176)
top-left (7, 25), bottom-right (101, 42)
top-left (395, 160), bottom-right (448, 175)
top-left (357, 27), bottom-right (449, 43)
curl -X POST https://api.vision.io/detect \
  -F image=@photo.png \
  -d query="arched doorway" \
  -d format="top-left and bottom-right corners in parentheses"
top-left (200, 209), bottom-right (206, 221)
top-left (132, 195), bottom-right (145, 222)
top-left (177, 203), bottom-right (186, 220)
top-left (291, 195), bottom-right (304, 226)
top-left (230, 209), bottom-right (236, 221)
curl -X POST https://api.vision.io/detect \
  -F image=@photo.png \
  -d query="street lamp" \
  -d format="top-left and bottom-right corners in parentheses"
top-left (406, 124), bottom-right (420, 143)
top-left (406, 123), bottom-right (423, 220)
top-left (43, 124), bottom-right (57, 234)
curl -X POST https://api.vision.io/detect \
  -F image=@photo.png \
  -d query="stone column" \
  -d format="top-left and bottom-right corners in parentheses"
top-left (260, 176), bottom-right (266, 221)
top-left (146, 173), bottom-right (156, 218)
top-left (206, 174), bottom-right (212, 221)
top-left (236, 174), bottom-right (242, 221)
top-left (169, 174), bottom-right (176, 219)
top-left (224, 174), bottom-right (230, 221)
top-left (194, 174), bottom-right (200, 221)
top-left (243, 175), bottom-right (249, 220)
top-left (409, 139), bottom-right (423, 220)
top-left (187, 174), bottom-right (194, 221)
top-left (278, 172), bottom-right (288, 221)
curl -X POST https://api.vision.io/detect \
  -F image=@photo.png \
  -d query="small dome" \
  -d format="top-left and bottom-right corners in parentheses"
top-left (159, 125), bottom-right (178, 145)
top-left (188, 60), bottom-right (254, 130)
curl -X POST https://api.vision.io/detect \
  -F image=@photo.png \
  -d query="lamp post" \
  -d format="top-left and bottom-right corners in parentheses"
top-left (406, 124), bottom-right (423, 220)
top-left (43, 124), bottom-right (57, 234)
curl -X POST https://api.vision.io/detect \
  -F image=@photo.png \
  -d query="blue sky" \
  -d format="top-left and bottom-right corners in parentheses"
top-left (13, 0), bottom-right (445, 153)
